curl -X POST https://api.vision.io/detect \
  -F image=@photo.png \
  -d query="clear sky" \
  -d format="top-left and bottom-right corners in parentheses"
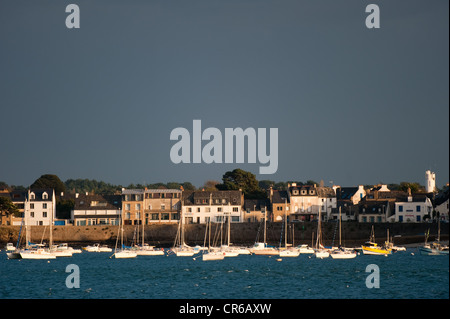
top-left (0, 0), bottom-right (448, 189)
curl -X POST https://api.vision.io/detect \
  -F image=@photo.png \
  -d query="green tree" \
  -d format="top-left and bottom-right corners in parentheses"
top-left (0, 196), bottom-right (19, 217)
top-left (216, 169), bottom-right (266, 199)
top-left (30, 174), bottom-right (66, 194)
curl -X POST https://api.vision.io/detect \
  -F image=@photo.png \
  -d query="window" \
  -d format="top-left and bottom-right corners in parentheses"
top-left (151, 213), bottom-right (159, 220)
top-left (398, 205), bottom-right (403, 212)
top-left (42, 192), bottom-right (48, 200)
top-left (43, 203), bottom-right (47, 209)
top-left (416, 206), bottom-right (421, 212)
top-left (218, 207), bottom-right (222, 212)
top-left (416, 215), bottom-right (421, 222)
top-left (205, 207), bottom-right (210, 213)
top-left (293, 190), bottom-right (298, 195)
top-left (43, 212), bottom-right (47, 218)
top-left (187, 208), bottom-right (192, 212)
top-left (197, 207), bottom-right (201, 213)
top-left (233, 207), bottom-right (239, 212)
top-left (136, 203), bottom-right (141, 210)
top-left (30, 203), bottom-right (34, 209)
top-left (30, 193), bottom-right (35, 200)
top-left (161, 204), bottom-right (165, 210)
top-left (30, 212), bottom-right (35, 217)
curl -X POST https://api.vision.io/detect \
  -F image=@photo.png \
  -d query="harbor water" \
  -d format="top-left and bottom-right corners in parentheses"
top-left (0, 248), bottom-right (448, 299)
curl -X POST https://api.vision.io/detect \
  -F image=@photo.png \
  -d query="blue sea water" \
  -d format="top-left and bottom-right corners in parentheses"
top-left (0, 248), bottom-right (448, 299)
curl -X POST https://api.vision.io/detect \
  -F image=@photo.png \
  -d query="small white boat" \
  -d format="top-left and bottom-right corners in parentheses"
top-left (250, 242), bottom-right (279, 255)
top-left (6, 243), bottom-right (16, 251)
top-left (279, 248), bottom-right (300, 257)
top-left (298, 244), bottom-right (315, 254)
top-left (20, 248), bottom-right (56, 259)
top-left (7, 249), bottom-right (22, 259)
top-left (51, 244), bottom-right (73, 257)
top-left (330, 248), bottom-right (357, 259)
top-left (202, 251), bottom-right (225, 261)
top-left (314, 249), bottom-right (330, 259)
top-left (172, 245), bottom-right (196, 257)
top-left (83, 243), bottom-right (112, 252)
top-left (134, 244), bottom-right (165, 256)
top-left (114, 250), bottom-right (137, 259)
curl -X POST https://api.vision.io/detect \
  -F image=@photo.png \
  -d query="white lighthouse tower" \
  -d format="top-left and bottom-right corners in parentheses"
top-left (425, 170), bottom-right (436, 193)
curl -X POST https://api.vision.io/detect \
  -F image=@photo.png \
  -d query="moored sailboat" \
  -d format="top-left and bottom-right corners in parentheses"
top-left (330, 207), bottom-right (356, 259)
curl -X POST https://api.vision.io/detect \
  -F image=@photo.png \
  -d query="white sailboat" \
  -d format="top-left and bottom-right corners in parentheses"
top-left (219, 209), bottom-right (240, 257)
top-left (171, 209), bottom-right (195, 256)
top-left (134, 217), bottom-right (164, 256)
top-left (330, 207), bottom-right (357, 259)
top-left (202, 219), bottom-right (225, 261)
top-left (251, 206), bottom-right (279, 255)
top-left (314, 209), bottom-right (329, 259)
top-left (112, 216), bottom-right (137, 259)
top-left (20, 193), bottom-right (56, 260)
top-left (279, 208), bottom-right (299, 257)
top-left (419, 219), bottom-right (449, 256)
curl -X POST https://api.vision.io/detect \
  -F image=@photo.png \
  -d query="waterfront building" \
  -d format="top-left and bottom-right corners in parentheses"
top-left (25, 189), bottom-right (56, 226)
top-left (287, 183), bottom-right (336, 222)
top-left (181, 190), bottom-right (244, 224)
top-left (358, 200), bottom-right (391, 223)
top-left (434, 187), bottom-right (449, 221)
top-left (269, 188), bottom-right (290, 222)
top-left (143, 188), bottom-right (181, 223)
top-left (71, 193), bottom-right (121, 226)
top-left (121, 188), bottom-right (144, 225)
top-left (393, 190), bottom-right (433, 223)
top-left (244, 198), bottom-right (270, 222)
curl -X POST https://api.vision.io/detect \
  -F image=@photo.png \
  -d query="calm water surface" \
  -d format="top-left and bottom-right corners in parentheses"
top-left (0, 248), bottom-right (448, 299)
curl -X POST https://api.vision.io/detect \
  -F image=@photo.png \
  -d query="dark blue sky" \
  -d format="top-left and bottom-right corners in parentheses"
top-left (0, 0), bottom-right (448, 188)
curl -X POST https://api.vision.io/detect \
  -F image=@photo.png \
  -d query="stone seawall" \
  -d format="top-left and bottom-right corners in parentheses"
top-left (1, 222), bottom-right (448, 248)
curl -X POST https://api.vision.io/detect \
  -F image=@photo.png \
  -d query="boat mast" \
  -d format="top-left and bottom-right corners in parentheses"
top-left (339, 206), bottom-right (342, 247)
top-left (285, 198), bottom-right (288, 248)
top-left (264, 206), bottom-right (267, 247)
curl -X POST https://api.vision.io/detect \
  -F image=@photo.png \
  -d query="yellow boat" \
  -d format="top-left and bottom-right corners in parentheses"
top-left (362, 241), bottom-right (392, 255)
top-left (361, 226), bottom-right (392, 255)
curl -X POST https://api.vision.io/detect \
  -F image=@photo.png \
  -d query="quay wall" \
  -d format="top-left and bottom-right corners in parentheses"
top-left (0, 222), bottom-right (448, 248)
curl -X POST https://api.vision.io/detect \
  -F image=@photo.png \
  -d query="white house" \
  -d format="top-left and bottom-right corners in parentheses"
top-left (25, 189), bottom-right (56, 226)
top-left (434, 188), bottom-right (449, 221)
top-left (181, 190), bottom-right (243, 224)
top-left (288, 183), bottom-right (336, 221)
top-left (393, 193), bottom-right (433, 223)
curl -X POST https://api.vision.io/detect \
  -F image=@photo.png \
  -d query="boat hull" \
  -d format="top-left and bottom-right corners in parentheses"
top-left (362, 246), bottom-right (391, 255)
top-left (252, 249), bottom-right (279, 256)
top-left (202, 252), bottom-right (225, 261)
top-left (315, 250), bottom-right (330, 259)
top-left (114, 251), bottom-right (137, 258)
top-left (279, 249), bottom-right (300, 257)
top-left (20, 250), bottom-right (56, 259)
top-left (135, 249), bottom-right (165, 256)
top-left (330, 252), bottom-right (357, 259)
top-left (419, 246), bottom-right (449, 256)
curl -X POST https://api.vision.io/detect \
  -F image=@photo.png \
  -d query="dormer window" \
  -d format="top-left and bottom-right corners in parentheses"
top-left (293, 190), bottom-right (299, 195)
top-left (42, 192), bottom-right (48, 200)
top-left (30, 192), bottom-right (35, 200)
top-left (301, 190), bottom-right (307, 195)
top-left (309, 190), bottom-right (315, 195)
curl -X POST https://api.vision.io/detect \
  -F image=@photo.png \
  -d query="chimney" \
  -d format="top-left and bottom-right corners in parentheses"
top-left (407, 188), bottom-right (412, 202)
